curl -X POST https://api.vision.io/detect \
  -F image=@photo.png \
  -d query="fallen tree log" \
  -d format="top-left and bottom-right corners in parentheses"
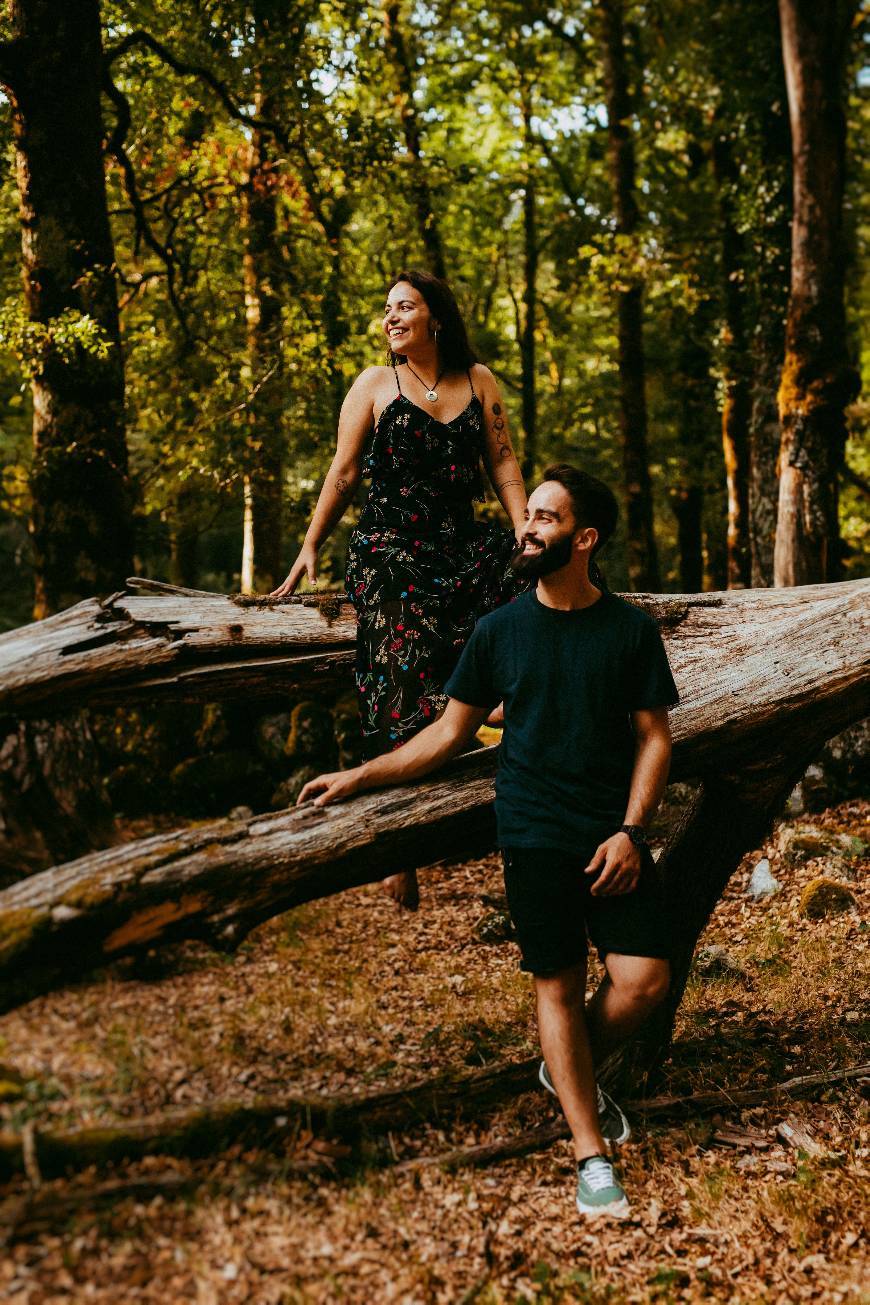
top-left (0, 1056), bottom-right (864, 1184)
top-left (0, 576), bottom-right (865, 721)
top-left (396, 1061), bottom-right (870, 1174)
top-left (0, 578), bottom-right (356, 717)
top-left (0, 579), bottom-right (867, 1013)
top-left (0, 1056), bottom-right (541, 1181)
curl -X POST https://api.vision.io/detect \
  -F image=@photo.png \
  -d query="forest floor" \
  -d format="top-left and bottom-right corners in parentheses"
top-left (0, 795), bottom-right (867, 1303)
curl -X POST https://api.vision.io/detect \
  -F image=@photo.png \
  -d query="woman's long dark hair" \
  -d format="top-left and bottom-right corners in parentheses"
top-left (387, 269), bottom-right (478, 372)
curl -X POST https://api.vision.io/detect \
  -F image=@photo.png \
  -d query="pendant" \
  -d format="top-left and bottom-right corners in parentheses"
top-left (426, 389), bottom-right (438, 402)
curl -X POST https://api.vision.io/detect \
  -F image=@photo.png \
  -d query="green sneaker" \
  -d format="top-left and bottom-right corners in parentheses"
top-left (538, 1061), bottom-right (631, 1144)
top-left (575, 1154), bottom-right (631, 1220)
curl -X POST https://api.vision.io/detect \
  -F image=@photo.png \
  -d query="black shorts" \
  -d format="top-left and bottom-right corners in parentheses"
top-left (501, 843), bottom-right (672, 976)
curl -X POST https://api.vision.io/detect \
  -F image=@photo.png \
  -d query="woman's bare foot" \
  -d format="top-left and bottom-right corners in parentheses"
top-left (382, 869), bottom-right (420, 911)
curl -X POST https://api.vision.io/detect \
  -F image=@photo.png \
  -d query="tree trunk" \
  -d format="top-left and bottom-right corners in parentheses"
top-left (520, 99), bottom-right (538, 481)
top-left (749, 355), bottom-right (784, 587)
top-left (749, 77), bottom-right (792, 588)
top-left (383, 2), bottom-right (447, 279)
top-left (0, 581), bottom-right (358, 718)
top-left (0, 578), bottom-right (865, 1011)
top-left (240, 69), bottom-right (285, 594)
top-left (774, 0), bottom-right (860, 586)
top-left (600, 0), bottom-right (660, 591)
top-left (670, 313), bottom-right (717, 593)
top-left (168, 487), bottom-right (201, 590)
top-left (712, 132), bottom-right (752, 589)
top-left (0, 0), bottom-right (133, 619)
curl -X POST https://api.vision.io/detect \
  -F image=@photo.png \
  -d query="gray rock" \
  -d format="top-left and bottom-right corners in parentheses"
top-left (253, 712), bottom-right (293, 767)
top-left (473, 909), bottom-right (515, 943)
top-left (695, 945), bottom-right (746, 978)
top-left (748, 858), bottom-right (782, 899)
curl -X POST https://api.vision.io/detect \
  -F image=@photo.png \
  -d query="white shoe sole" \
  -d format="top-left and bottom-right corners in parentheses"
top-left (540, 1062), bottom-right (631, 1145)
top-left (576, 1194), bottom-right (632, 1220)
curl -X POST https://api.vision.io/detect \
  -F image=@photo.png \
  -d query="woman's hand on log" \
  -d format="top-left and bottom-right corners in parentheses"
top-left (269, 543), bottom-right (319, 598)
top-left (584, 834), bottom-right (641, 896)
top-left (297, 767), bottom-right (365, 807)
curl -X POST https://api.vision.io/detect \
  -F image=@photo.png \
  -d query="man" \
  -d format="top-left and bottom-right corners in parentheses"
top-left (299, 464), bottom-right (679, 1220)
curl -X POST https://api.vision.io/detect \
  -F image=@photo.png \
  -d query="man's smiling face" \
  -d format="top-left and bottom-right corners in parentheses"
top-left (511, 481), bottom-right (597, 579)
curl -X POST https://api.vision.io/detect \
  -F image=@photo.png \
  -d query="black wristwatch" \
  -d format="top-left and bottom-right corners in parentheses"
top-left (619, 824), bottom-right (647, 847)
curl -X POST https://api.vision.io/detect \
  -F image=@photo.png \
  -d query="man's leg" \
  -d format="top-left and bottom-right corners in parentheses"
top-left (535, 959), bottom-right (607, 1162)
top-left (585, 952), bottom-right (671, 1065)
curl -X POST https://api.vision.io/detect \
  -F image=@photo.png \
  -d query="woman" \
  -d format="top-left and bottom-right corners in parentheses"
top-left (271, 270), bottom-right (527, 907)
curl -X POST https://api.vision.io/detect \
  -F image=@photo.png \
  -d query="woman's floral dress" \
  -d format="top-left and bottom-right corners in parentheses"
top-left (345, 367), bottom-right (523, 757)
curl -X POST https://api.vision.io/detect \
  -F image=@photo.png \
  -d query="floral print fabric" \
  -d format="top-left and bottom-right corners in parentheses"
top-left (345, 377), bottom-right (523, 757)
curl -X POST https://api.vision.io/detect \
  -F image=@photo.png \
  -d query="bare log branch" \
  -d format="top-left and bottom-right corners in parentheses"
top-left (0, 1056), bottom-right (864, 1184)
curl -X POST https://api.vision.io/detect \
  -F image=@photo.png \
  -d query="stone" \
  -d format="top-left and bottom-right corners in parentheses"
top-left (799, 877), bottom-right (856, 920)
top-left (284, 701), bottom-right (336, 765)
top-left (695, 945), bottom-right (746, 978)
top-left (270, 766), bottom-right (320, 810)
top-left (748, 858), bottom-right (781, 899)
top-left (473, 909), bottom-right (515, 943)
top-left (777, 824), bottom-right (866, 867)
top-left (253, 712), bottom-right (293, 768)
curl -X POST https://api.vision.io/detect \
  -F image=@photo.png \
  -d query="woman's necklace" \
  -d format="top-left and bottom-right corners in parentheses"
top-left (405, 361), bottom-right (446, 402)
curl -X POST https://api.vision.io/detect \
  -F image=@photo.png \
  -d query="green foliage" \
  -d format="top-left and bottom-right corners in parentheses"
top-left (0, 300), bottom-right (114, 381)
top-left (0, 0), bottom-right (866, 608)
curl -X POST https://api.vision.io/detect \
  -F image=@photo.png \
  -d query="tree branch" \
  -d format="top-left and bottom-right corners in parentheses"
top-left (103, 29), bottom-right (292, 153)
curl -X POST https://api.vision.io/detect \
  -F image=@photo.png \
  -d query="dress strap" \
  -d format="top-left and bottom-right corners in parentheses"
top-left (467, 368), bottom-right (477, 400)
top-left (393, 363), bottom-right (403, 396)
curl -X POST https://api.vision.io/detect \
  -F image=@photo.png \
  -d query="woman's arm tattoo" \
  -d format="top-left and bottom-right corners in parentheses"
top-left (335, 476), bottom-right (352, 498)
top-left (495, 478), bottom-right (524, 490)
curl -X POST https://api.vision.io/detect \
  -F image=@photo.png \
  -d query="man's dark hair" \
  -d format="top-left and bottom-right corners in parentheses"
top-left (541, 463), bottom-right (619, 583)
top-left (387, 269), bottom-right (478, 372)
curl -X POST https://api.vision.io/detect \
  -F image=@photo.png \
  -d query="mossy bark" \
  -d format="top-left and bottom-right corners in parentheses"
top-left (1, 0), bottom-right (133, 618)
top-left (773, 0), bottom-right (860, 586)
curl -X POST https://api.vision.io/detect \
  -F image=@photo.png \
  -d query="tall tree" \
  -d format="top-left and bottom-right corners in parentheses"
top-left (774, 0), bottom-right (860, 585)
top-left (599, 0), bottom-right (660, 591)
top-left (383, 1), bottom-right (447, 279)
top-left (519, 92), bottom-right (539, 480)
top-left (0, 0), bottom-right (133, 617)
top-left (240, 3), bottom-right (287, 594)
top-left (711, 129), bottom-right (752, 588)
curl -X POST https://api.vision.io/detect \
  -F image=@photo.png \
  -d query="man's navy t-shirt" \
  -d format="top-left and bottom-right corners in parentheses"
top-left (444, 588), bottom-right (679, 852)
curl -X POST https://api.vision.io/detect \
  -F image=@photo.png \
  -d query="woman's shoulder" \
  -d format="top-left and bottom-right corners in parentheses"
top-left (469, 362), bottom-right (500, 396)
top-left (353, 364), bottom-right (395, 390)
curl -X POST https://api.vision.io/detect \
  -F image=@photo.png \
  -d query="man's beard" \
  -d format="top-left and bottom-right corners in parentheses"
top-left (510, 532), bottom-right (575, 579)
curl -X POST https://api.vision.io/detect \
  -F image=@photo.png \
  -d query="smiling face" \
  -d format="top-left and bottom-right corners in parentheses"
top-left (511, 481), bottom-right (599, 579)
top-left (382, 281), bottom-right (439, 354)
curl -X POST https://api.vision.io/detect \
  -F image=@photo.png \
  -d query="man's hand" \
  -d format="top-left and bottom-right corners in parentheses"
top-left (297, 767), bottom-right (366, 807)
top-left (584, 833), bottom-right (641, 896)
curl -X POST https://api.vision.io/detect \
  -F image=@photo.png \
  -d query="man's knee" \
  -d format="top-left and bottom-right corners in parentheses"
top-left (610, 956), bottom-right (670, 1008)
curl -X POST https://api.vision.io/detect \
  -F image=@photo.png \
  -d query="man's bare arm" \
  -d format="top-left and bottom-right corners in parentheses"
top-left (622, 707), bottom-right (673, 829)
top-left (585, 707), bottom-right (672, 896)
top-left (296, 699), bottom-right (491, 807)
